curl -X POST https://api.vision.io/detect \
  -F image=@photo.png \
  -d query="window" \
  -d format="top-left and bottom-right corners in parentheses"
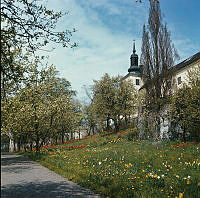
top-left (136, 79), bottom-right (140, 85)
top-left (177, 76), bottom-right (182, 85)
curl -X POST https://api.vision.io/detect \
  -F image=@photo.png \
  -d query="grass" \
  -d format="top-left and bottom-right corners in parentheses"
top-left (22, 129), bottom-right (200, 198)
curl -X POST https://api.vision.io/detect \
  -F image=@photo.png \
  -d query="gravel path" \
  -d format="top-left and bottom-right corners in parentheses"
top-left (1, 153), bottom-right (100, 198)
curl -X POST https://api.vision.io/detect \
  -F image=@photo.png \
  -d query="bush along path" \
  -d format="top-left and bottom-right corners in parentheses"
top-left (1, 153), bottom-right (100, 198)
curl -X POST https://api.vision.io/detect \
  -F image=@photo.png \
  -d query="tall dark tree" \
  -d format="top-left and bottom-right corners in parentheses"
top-left (140, 0), bottom-right (179, 137)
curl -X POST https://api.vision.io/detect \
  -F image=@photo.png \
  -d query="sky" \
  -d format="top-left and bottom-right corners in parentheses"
top-left (41, 0), bottom-right (200, 102)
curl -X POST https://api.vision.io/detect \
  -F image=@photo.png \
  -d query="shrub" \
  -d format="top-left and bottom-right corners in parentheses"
top-left (99, 130), bottom-right (114, 137)
top-left (125, 128), bottom-right (139, 141)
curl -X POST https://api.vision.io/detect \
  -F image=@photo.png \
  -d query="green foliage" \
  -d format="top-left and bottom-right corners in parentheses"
top-left (187, 64), bottom-right (200, 87)
top-left (80, 103), bottom-right (98, 136)
top-left (21, 151), bottom-right (47, 161)
top-left (1, 63), bottom-right (80, 151)
top-left (125, 128), bottom-right (139, 141)
top-left (1, 0), bottom-right (76, 99)
top-left (92, 73), bottom-right (137, 132)
top-left (170, 65), bottom-right (200, 141)
top-left (99, 130), bottom-right (115, 137)
top-left (171, 86), bottom-right (200, 140)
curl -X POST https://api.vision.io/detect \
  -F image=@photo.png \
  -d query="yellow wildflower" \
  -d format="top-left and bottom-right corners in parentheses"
top-left (179, 193), bottom-right (183, 198)
top-left (186, 180), bottom-right (191, 184)
top-left (153, 174), bottom-right (158, 178)
top-left (124, 163), bottom-right (133, 168)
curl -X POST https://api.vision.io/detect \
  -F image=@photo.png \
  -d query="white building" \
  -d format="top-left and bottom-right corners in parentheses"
top-left (123, 41), bottom-right (200, 93)
top-left (123, 42), bottom-right (200, 139)
top-left (122, 41), bottom-right (143, 90)
top-left (172, 52), bottom-right (200, 91)
top-left (161, 52), bottom-right (200, 139)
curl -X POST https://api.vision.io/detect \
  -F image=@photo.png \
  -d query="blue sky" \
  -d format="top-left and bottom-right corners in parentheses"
top-left (42, 0), bottom-right (200, 102)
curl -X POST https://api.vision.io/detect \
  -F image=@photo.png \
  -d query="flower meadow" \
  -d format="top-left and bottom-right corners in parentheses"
top-left (24, 131), bottom-right (200, 198)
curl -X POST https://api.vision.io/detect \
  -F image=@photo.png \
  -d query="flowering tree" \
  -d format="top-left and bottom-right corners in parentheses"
top-left (1, 0), bottom-right (76, 100)
top-left (1, 63), bottom-right (80, 151)
top-left (92, 73), bottom-right (136, 132)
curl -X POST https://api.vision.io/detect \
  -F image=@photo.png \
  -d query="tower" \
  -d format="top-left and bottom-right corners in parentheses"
top-left (122, 40), bottom-right (142, 90)
top-left (128, 41), bottom-right (140, 75)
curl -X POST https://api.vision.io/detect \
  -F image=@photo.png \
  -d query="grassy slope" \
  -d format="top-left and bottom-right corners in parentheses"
top-left (24, 129), bottom-right (200, 198)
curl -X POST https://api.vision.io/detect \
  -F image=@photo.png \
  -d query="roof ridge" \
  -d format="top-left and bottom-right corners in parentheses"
top-left (174, 51), bottom-right (200, 70)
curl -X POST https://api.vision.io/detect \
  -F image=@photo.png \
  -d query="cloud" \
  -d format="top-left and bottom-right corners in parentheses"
top-left (166, 22), bottom-right (200, 62)
top-left (173, 38), bottom-right (200, 62)
top-left (85, 0), bottom-right (122, 15)
top-left (42, 0), bottom-right (146, 102)
top-left (40, 0), bottom-right (199, 103)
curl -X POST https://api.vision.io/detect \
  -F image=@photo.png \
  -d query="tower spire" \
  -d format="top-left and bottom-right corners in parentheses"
top-left (133, 40), bottom-right (136, 53)
top-left (128, 39), bottom-right (140, 75)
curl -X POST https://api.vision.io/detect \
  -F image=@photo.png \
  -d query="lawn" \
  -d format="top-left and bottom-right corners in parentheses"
top-left (23, 130), bottom-right (200, 198)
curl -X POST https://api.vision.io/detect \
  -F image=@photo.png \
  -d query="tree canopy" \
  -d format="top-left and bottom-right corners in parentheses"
top-left (1, 64), bottom-right (81, 151)
top-left (1, 0), bottom-right (77, 99)
top-left (92, 74), bottom-right (137, 132)
top-left (140, 0), bottom-right (179, 109)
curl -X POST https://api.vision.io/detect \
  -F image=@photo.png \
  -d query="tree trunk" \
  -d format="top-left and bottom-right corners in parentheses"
top-left (9, 138), bottom-right (14, 152)
top-left (125, 115), bottom-right (128, 127)
top-left (70, 132), bottom-right (73, 140)
top-left (183, 126), bottom-right (186, 143)
top-left (30, 143), bottom-right (33, 151)
top-left (156, 115), bottom-right (160, 140)
top-left (14, 139), bottom-right (16, 152)
top-left (24, 144), bottom-right (27, 152)
top-left (35, 131), bottom-right (40, 152)
top-left (106, 117), bottom-right (110, 131)
top-left (88, 127), bottom-right (91, 136)
top-left (118, 115), bottom-right (121, 129)
top-left (40, 140), bottom-right (44, 148)
top-left (114, 120), bottom-right (119, 133)
top-left (17, 139), bottom-right (21, 152)
top-left (61, 131), bottom-right (65, 143)
top-left (154, 110), bottom-right (161, 140)
top-left (92, 125), bottom-right (95, 135)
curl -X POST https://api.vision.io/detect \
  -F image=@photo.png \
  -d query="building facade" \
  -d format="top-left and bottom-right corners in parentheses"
top-left (123, 41), bottom-right (200, 93)
top-left (160, 52), bottom-right (200, 139)
top-left (123, 41), bottom-right (200, 139)
top-left (172, 52), bottom-right (200, 91)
